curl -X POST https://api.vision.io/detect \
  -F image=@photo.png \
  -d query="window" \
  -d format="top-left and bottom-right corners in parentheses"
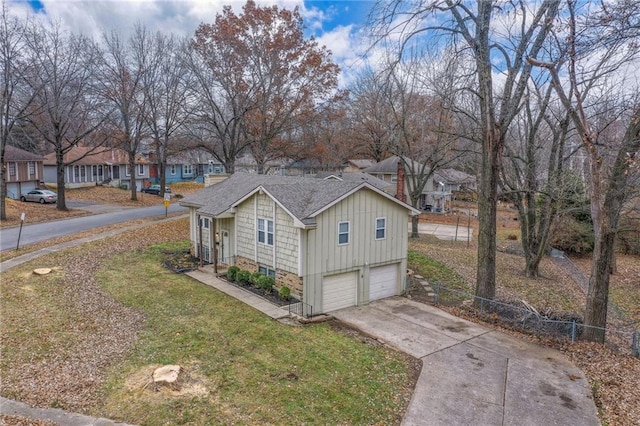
top-left (28, 161), bottom-right (36, 176)
top-left (376, 217), bottom-right (386, 240)
top-left (80, 165), bottom-right (86, 179)
top-left (138, 164), bottom-right (144, 175)
top-left (170, 165), bottom-right (177, 175)
top-left (8, 163), bottom-right (16, 177)
top-left (183, 164), bottom-right (193, 175)
top-left (125, 165), bottom-right (130, 176)
top-left (92, 165), bottom-right (98, 177)
top-left (338, 221), bottom-right (350, 245)
top-left (201, 217), bottom-right (210, 229)
top-left (258, 265), bottom-right (276, 278)
top-left (74, 165), bottom-right (80, 179)
top-left (257, 218), bottom-right (274, 246)
top-left (391, 176), bottom-right (397, 183)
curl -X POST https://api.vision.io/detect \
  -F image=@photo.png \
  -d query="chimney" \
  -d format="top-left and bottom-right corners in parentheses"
top-left (396, 158), bottom-right (406, 203)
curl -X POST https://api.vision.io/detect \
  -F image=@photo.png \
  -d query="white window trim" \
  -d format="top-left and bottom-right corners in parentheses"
top-left (138, 164), bottom-right (144, 176)
top-left (257, 218), bottom-right (274, 246)
top-left (170, 165), bottom-right (177, 175)
top-left (183, 164), bottom-right (193, 175)
top-left (375, 217), bottom-right (386, 240)
top-left (338, 221), bottom-right (350, 246)
top-left (125, 165), bottom-right (131, 177)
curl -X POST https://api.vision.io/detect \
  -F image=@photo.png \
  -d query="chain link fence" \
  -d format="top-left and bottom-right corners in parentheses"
top-left (429, 283), bottom-right (639, 358)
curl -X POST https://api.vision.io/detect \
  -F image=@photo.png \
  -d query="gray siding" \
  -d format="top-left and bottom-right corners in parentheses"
top-left (236, 199), bottom-right (256, 260)
top-left (275, 205), bottom-right (298, 274)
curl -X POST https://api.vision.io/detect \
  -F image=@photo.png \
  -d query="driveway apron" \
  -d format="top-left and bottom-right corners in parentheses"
top-left (332, 298), bottom-right (600, 426)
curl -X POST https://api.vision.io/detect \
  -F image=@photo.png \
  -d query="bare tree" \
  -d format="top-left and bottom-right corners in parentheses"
top-left (501, 81), bottom-right (572, 277)
top-left (25, 22), bottom-right (109, 211)
top-left (99, 28), bottom-right (148, 200)
top-left (348, 70), bottom-right (393, 162)
top-left (370, 0), bottom-right (561, 303)
top-left (0, 3), bottom-right (39, 219)
top-left (137, 30), bottom-right (189, 197)
top-left (381, 59), bottom-right (460, 238)
top-left (529, 0), bottom-right (640, 341)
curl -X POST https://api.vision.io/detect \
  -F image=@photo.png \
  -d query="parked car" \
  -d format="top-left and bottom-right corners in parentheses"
top-left (20, 189), bottom-right (58, 204)
top-left (141, 184), bottom-right (171, 196)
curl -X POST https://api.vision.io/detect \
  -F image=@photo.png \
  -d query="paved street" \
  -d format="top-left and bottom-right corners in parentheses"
top-left (410, 221), bottom-right (473, 241)
top-left (0, 203), bottom-right (186, 251)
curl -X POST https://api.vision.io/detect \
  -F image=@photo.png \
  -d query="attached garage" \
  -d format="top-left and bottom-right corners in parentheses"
top-left (369, 263), bottom-right (399, 301)
top-left (322, 271), bottom-right (358, 313)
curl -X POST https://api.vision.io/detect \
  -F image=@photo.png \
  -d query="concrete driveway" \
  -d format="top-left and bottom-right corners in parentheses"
top-left (332, 298), bottom-right (600, 426)
top-left (409, 222), bottom-right (473, 241)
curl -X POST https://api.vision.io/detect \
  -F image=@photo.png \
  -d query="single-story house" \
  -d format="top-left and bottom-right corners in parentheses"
top-left (343, 159), bottom-right (375, 173)
top-left (43, 147), bottom-right (150, 190)
top-left (146, 149), bottom-right (226, 184)
top-left (180, 174), bottom-right (419, 315)
top-left (3, 145), bottom-right (45, 199)
top-left (433, 168), bottom-right (477, 193)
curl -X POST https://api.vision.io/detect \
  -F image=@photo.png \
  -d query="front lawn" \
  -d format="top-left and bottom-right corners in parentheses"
top-left (0, 234), bottom-right (417, 425)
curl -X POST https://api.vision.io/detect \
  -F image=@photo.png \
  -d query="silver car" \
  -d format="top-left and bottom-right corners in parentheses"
top-left (20, 189), bottom-right (58, 204)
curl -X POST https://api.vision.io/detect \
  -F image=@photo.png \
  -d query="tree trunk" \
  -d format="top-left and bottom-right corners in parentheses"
top-left (129, 154), bottom-right (137, 201)
top-left (475, 127), bottom-right (501, 304)
top-left (55, 149), bottom-right (68, 211)
top-left (1, 150), bottom-right (6, 220)
top-left (411, 214), bottom-right (419, 239)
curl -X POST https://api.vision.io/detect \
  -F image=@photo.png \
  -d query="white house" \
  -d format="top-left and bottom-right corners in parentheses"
top-left (180, 174), bottom-right (419, 315)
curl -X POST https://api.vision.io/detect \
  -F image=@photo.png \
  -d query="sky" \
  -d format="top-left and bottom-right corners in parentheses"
top-left (11, 0), bottom-right (378, 86)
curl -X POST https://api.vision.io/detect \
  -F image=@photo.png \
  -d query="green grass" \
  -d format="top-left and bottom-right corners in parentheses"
top-left (407, 249), bottom-right (471, 304)
top-left (94, 244), bottom-right (414, 425)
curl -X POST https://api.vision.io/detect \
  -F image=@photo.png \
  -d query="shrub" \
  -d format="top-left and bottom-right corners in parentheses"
top-left (278, 286), bottom-right (291, 300)
top-left (174, 193), bottom-right (184, 199)
top-left (226, 266), bottom-right (240, 281)
top-left (236, 270), bottom-right (252, 285)
top-left (257, 275), bottom-right (275, 293)
top-left (551, 216), bottom-right (594, 254)
top-left (250, 272), bottom-right (262, 286)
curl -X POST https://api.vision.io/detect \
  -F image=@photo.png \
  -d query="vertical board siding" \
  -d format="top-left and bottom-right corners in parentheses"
top-left (305, 188), bottom-right (409, 311)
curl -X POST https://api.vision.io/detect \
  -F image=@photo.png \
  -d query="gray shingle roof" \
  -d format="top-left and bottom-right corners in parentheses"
top-left (315, 171), bottom-right (392, 191)
top-left (180, 173), bottom-right (416, 225)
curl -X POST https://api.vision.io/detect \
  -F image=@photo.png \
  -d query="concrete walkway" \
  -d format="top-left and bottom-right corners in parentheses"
top-left (332, 298), bottom-right (600, 426)
top-left (186, 269), bottom-right (291, 320)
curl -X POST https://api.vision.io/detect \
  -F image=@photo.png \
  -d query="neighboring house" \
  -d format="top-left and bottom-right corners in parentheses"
top-left (235, 153), bottom-right (290, 175)
top-left (180, 174), bottom-right (419, 315)
top-left (433, 168), bottom-right (477, 194)
top-left (43, 147), bottom-right (150, 190)
top-left (363, 156), bottom-right (451, 212)
top-left (3, 145), bottom-right (45, 200)
top-left (147, 149), bottom-right (225, 184)
top-left (315, 171), bottom-right (394, 194)
top-left (343, 159), bottom-right (375, 173)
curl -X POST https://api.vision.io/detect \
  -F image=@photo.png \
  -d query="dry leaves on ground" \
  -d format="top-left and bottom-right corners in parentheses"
top-left (1, 218), bottom-right (190, 413)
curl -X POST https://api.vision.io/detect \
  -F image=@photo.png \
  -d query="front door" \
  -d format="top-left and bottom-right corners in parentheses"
top-left (219, 230), bottom-right (230, 264)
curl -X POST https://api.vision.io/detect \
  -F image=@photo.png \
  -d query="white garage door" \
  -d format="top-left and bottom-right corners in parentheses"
top-left (322, 271), bottom-right (358, 313)
top-left (369, 264), bottom-right (398, 301)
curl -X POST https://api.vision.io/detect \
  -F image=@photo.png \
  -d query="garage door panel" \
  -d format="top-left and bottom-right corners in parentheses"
top-left (370, 264), bottom-right (398, 301)
top-left (323, 271), bottom-right (357, 313)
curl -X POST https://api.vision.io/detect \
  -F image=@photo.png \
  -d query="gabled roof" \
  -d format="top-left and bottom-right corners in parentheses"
top-left (434, 168), bottom-right (476, 185)
top-left (180, 173), bottom-right (419, 227)
top-left (347, 159), bottom-right (375, 169)
top-left (315, 171), bottom-right (392, 191)
top-left (43, 147), bottom-right (148, 166)
top-left (362, 155), bottom-right (424, 174)
top-left (4, 145), bottom-right (44, 161)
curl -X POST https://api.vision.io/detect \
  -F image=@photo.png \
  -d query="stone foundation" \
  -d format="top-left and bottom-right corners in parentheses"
top-left (233, 257), bottom-right (303, 299)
